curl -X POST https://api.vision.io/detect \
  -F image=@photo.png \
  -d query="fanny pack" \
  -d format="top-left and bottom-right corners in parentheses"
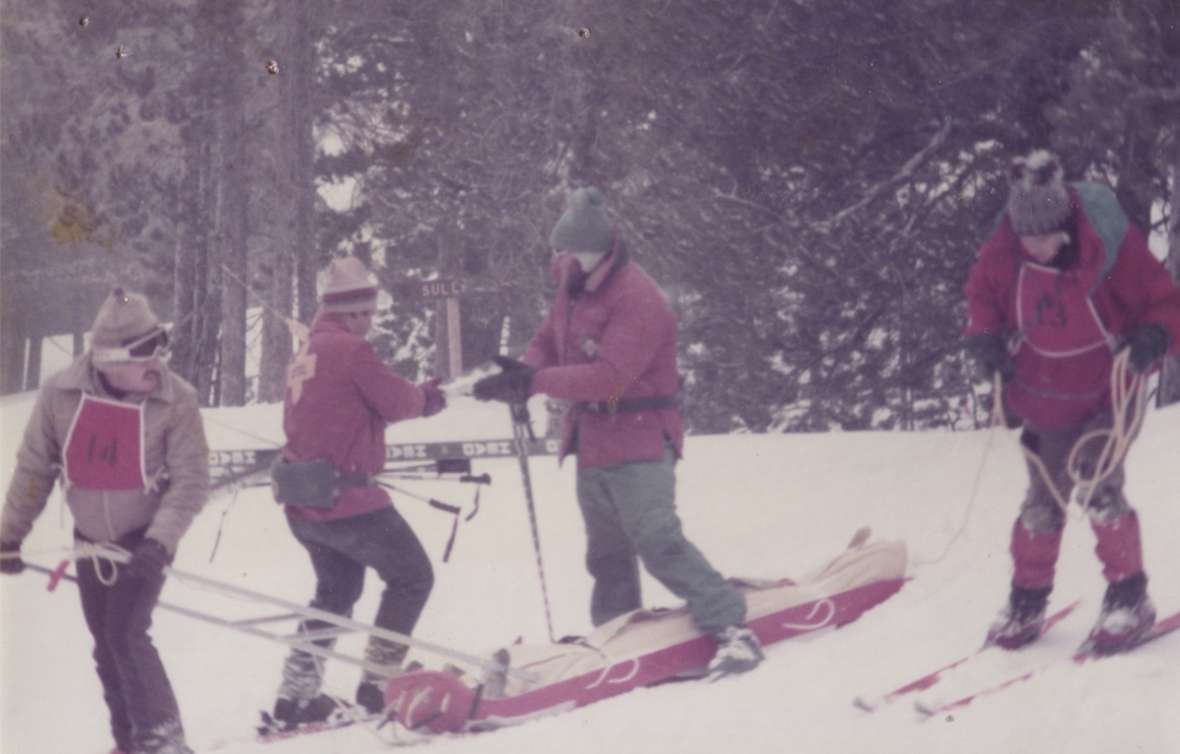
top-left (270, 458), bottom-right (371, 509)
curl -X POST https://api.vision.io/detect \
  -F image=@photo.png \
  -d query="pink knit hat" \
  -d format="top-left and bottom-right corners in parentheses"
top-left (318, 257), bottom-right (379, 314)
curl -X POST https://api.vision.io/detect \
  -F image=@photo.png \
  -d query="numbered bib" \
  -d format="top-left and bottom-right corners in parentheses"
top-left (1015, 262), bottom-right (1113, 357)
top-left (63, 394), bottom-right (148, 490)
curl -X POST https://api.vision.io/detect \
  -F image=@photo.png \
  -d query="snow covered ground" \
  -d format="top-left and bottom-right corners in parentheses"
top-left (1, 389), bottom-right (1177, 754)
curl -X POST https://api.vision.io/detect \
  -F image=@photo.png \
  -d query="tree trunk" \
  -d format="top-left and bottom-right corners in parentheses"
top-left (23, 336), bottom-right (41, 390)
top-left (194, 114), bottom-right (222, 404)
top-left (216, 24), bottom-right (249, 406)
top-left (0, 326), bottom-right (22, 394)
top-left (1159, 142), bottom-right (1180, 407)
top-left (292, 3), bottom-right (321, 326)
top-left (218, 169), bottom-right (248, 406)
top-left (259, 0), bottom-right (315, 402)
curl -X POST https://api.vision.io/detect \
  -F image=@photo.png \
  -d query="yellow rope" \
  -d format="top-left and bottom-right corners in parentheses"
top-left (996, 350), bottom-right (1147, 516)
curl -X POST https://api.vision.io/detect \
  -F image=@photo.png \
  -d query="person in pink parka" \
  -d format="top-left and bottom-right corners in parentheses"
top-left (474, 187), bottom-right (763, 677)
top-left (963, 150), bottom-right (1180, 654)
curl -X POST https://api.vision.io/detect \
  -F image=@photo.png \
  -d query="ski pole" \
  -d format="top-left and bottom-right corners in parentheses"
top-left (38, 546), bottom-right (532, 682)
top-left (20, 561), bottom-right (405, 680)
top-left (509, 400), bottom-right (557, 643)
top-left (161, 560), bottom-right (528, 679)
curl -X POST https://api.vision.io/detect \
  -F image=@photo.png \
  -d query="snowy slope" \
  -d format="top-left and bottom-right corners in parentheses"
top-left (1, 391), bottom-right (1177, 754)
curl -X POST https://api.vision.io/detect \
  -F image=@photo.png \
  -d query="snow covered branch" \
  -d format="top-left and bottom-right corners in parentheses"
top-left (822, 118), bottom-right (953, 230)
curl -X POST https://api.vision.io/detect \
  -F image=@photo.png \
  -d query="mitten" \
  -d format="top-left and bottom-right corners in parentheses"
top-left (419, 377), bottom-right (447, 418)
top-left (1124, 323), bottom-right (1169, 373)
top-left (473, 356), bottom-right (535, 404)
top-left (124, 538), bottom-right (171, 581)
top-left (0, 541), bottom-right (24, 575)
top-left (964, 333), bottom-right (1015, 381)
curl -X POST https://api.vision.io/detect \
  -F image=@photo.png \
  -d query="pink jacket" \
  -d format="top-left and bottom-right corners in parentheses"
top-left (282, 315), bottom-right (428, 521)
top-left (524, 242), bottom-right (685, 468)
top-left (964, 184), bottom-right (1180, 430)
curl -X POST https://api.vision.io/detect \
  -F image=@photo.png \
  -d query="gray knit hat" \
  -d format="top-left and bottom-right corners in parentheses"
top-left (1007, 150), bottom-right (1072, 236)
top-left (548, 187), bottom-right (614, 253)
top-left (89, 287), bottom-right (161, 351)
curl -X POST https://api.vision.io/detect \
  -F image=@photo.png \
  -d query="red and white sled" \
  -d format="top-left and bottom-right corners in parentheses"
top-left (383, 533), bottom-right (907, 734)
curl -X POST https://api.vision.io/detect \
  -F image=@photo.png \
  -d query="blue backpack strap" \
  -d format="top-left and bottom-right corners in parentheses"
top-left (1071, 181), bottom-right (1126, 286)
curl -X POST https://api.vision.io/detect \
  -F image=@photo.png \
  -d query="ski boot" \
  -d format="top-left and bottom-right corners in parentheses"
top-left (265, 694), bottom-right (340, 732)
top-left (707, 625), bottom-right (765, 677)
top-left (131, 718), bottom-right (194, 754)
top-left (986, 585), bottom-right (1050, 649)
top-left (355, 681), bottom-right (386, 715)
top-left (1085, 572), bottom-right (1156, 654)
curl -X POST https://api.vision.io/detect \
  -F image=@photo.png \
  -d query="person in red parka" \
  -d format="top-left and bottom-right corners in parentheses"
top-left (474, 187), bottom-right (763, 677)
top-left (268, 256), bottom-right (447, 725)
top-left (963, 150), bottom-right (1180, 654)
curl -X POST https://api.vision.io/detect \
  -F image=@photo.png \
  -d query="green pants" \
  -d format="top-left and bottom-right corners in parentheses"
top-left (575, 446), bottom-right (745, 634)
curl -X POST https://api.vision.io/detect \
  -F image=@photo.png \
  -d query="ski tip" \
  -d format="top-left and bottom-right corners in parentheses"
top-left (913, 700), bottom-right (937, 718)
top-left (847, 526), bottom-right (872, 549)
top-left (852, 696), bottom-right (877, 712)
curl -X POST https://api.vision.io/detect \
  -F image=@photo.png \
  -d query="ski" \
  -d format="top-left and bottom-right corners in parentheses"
top-left (852, 599), bottom-right (1081, 712)
top-left (913, 607), bottom-right (1180, 719)
top-left (255, 700), bottom-right (383, 744)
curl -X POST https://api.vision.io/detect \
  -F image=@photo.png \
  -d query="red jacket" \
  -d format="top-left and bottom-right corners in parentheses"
top-left (964, 183), bottom-right (1180, 430)
top-left (524, 242), bottom-right (684, 468)
top-left (281, 315), bottom-right (427, 521)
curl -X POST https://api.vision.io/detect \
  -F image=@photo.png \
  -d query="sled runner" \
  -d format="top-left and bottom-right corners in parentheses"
top-left (381, 534), bottom-right (907, 734)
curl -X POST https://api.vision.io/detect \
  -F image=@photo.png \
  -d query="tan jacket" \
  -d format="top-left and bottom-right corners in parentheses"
top-left (1, 355), bottom-right (209, 554)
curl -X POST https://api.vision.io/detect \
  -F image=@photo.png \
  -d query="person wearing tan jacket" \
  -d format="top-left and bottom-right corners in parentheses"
top-left (1, 287), bottom-right (209, 754)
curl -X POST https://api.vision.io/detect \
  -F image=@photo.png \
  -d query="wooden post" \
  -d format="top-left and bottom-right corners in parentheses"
top-left (445, 295), bottom-right (462, 378)
top-left (420, 279), bottom-right (466, 380)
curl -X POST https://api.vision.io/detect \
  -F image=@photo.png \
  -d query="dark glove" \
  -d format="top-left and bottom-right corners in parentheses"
top-left (0, 541), bottom-right (24, 575)
top-left (124, 538), bottom-right (171, 581)
top-left (473, 355), bottom-right (535, 404)
top-left (419, 377), bottom-right (447, 417)
top-left (964, 333), bottom-right (1015, 382)
top-left (1123, 323), bottom-right (1169, 373)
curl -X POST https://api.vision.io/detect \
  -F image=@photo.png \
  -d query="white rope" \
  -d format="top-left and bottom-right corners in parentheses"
top-left (1004, 350), bottom-right (1147, 515)
top-left (915, 349), bottom-right (1146, 569)
top-left (911, 379), bottom-right (1002, 568)
top-left (73, 542), bottom-right (130, 586)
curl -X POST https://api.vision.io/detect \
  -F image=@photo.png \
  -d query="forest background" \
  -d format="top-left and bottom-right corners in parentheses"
top-left (2, 0), bottom-right (1178, 433)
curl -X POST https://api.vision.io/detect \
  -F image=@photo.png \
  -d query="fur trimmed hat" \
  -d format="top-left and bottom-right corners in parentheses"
top-left (1007, 150), bottom-right (1072, 237)
top-left (89, 287), bottom-right (161, 351)
top-left (318, 256), bottom-right (379, 314)
top-left (549, 186), bottom-right (614, 254)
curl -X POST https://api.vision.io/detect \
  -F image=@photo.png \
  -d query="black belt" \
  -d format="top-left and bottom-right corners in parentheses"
top-left (337, 469), bottom-right (373, 488)
top-left (577, 395), bottom-right (679, 415)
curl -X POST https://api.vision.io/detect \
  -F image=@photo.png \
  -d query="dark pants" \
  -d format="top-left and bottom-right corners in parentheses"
top-left (76, 529), bottom-right (182, 753)
top-left (1011, 407), bottom-right (1145, 588)
top-left (279, 506), bottom-right (434, 700)
top-left (1017, 407), bottom-right (1136, 533)
top-left (576, 446), bottom-right (746, 634)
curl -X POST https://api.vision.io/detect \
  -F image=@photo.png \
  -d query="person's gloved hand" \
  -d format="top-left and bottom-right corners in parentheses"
top-left (473, 356), bottom-right (535, 404)
top-left (0, 541), bottom-right (24, 575)
top-left (124, 538), bottom-right (171, 581)
top-left (1124, 323), bottom-right (1169, 373)
top-left (964, 333), bottom-right (1015, 382)
top-left (419, 377), bottom-right (447, 417)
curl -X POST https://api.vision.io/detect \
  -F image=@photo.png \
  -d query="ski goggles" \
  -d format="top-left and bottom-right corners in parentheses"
top-left (92, 327), bottom-right (171, 363)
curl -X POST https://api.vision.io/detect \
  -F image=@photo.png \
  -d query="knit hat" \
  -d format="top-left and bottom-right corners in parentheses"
top-left (1006, 150), bottom-right (1072, 236)
top-left (89, 287), bottom-right (161, 352)
top-left (318, 256), bottom-right (379, 313)
top-left (548, 187), bottom-right (614, 253)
